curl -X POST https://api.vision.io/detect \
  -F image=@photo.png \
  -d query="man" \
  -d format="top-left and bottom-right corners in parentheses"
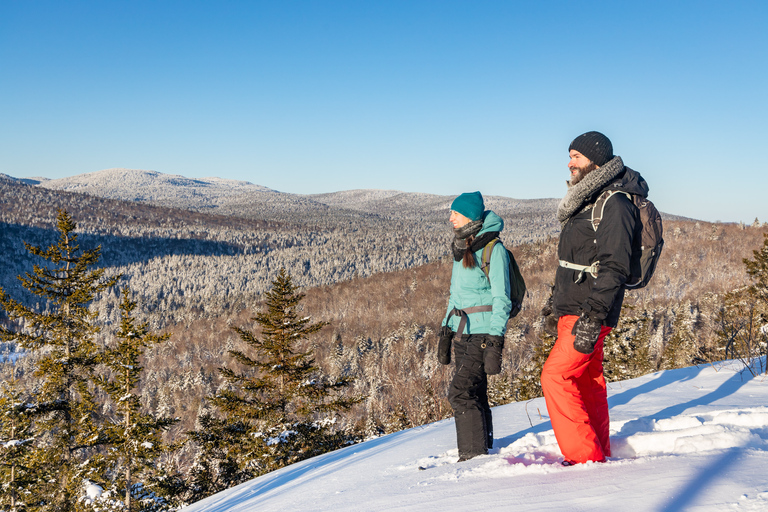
top-left (541, 131), bottom-right (647, 465)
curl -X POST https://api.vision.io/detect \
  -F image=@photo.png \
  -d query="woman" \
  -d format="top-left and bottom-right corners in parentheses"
top-left (438, 191), bottom-right (512, 461)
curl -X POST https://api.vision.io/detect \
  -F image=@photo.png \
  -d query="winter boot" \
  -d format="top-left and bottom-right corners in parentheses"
top-left (454, 409), bottom-right (488, 460)
top-left (484, 407), bottom-right (493, 450)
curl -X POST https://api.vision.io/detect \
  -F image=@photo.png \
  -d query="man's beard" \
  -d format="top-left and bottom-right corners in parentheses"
top-left (569, 162), bottom-right (598, 185)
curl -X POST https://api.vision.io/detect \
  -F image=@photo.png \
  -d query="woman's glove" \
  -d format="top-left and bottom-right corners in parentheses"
top-left (571, 313), bottom-right (602, 354)
top-left (437, 326), bottom-right (454, 365)
top-left (483, 335), bottom-right (504, 375)
top-left (540, 290), bottom-right (559, 337)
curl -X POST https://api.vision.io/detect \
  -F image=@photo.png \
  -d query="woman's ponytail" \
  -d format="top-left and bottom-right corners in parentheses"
top-left (462, 235), bottom-right (476, 269)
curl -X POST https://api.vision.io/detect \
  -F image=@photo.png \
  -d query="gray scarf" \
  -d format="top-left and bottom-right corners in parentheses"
top-left (557, 155), bottom-right (624, 225)
top-left (451, 219), bottom-right (483, 260)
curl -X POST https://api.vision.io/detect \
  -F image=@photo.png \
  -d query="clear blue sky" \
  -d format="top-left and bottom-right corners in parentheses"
top-left (1, 0), bottom-right (766, 223)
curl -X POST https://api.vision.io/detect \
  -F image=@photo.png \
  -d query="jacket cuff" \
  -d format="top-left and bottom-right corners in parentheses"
top-left (580, 301), bottom-right (606, 323)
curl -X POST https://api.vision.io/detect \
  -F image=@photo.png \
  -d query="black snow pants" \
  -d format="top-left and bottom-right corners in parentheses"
top-left (448, 334), bottom-right (493, 460)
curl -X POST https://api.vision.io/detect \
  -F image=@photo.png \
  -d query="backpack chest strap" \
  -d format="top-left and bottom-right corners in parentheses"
top-left (559, 259), bottom-right (600, 283)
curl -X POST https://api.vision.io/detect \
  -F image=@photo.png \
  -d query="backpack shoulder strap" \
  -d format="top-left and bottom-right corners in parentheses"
top-left (480, 238), bottom-right (500, 280)
top-left (591, 190), bottom-right (632, 231)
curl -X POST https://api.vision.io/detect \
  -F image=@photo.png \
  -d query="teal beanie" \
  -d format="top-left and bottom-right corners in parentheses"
top-left (450, 191), bottom-right (484, 221)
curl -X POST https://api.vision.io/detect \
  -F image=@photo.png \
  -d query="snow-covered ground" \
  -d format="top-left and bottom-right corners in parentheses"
top-left (184, 358), bottom-right (768, 512)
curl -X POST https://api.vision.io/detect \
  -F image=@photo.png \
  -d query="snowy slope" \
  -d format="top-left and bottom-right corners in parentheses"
top-left (39, 168), bottom-right (274, 202)
top-left (184, 359), bottom-right (768, 512)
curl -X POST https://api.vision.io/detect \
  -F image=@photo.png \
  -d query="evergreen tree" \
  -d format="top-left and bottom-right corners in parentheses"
top-left (188, 268), bottom-right (364, 499)
top-left (183, 413), bottom-right (248, 503)
top-left (415, 380), bottom-right (449, 425)
top-left (97, 288), bottom-right (179, 512)
top-left (716, 233), bottom-right (768, 374)
top-left (487, 372), bottom-right (515, 406)
top-left (383, 404), bottom-right (412, 434)
top-left (661, 302), bottom-right (700, 370)
top-left (603, 306), bottom-right (654, 382)
top-left (0, 209), bottom-right (120, 511)
top-left (360, 408), bottom-right (385, 441)
top-left (744, 232), bottom-right (768, 305)
top-left (0, 370), bottom-right (42, 512)
top-left (513, 331), bottom-right (555, 401)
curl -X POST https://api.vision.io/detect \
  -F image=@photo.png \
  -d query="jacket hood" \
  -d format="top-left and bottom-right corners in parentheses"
top-left (607, 166), bottom-right (649, 198)
top-left (479, 210), bottom-right (504, 235)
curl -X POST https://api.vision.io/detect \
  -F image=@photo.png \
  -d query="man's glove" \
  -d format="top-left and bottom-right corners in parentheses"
top-left (437, 325), bottom-right (454, 365)
top-left (540, 290), bottom-right (559, 337)
top-left (483, 335), bottom-right (504, 375)
top-left (571, 313), bottom-right (602, 354)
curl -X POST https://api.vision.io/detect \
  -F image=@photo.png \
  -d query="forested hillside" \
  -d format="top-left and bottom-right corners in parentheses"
top-left (1, 173), bottom-right (560, 327)
top-left (2, 174), bottom-right (764, 435)
top-left (140, 219), bottom-right (768, 439)
top-left (1, 172), bottom-right (766, 509)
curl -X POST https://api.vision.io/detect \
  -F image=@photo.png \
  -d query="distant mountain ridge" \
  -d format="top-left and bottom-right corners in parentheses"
top-left (27, 168), bottom-right (563, 231)
top-left (39, 168), bottom-right (274, 204)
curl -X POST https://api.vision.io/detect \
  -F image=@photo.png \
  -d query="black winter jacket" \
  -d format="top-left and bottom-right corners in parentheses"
top-left (552, 157), bottom-right (646, 327)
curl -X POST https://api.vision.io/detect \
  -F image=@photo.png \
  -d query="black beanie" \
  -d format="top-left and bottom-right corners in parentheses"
top-left (569, 131), bottom-right (613, 167)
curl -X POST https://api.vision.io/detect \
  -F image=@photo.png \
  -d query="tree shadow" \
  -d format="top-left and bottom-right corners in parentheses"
top-left (0, 222), bottom-right (254, 300)
top-left (660, 446), bottom-right (744, 511)
top-left (496, 363), bottom-right (760, 450)
top-left (614, 364), bottom-right (760, 436)
top-left (607, 365), bottom-right (705, 410)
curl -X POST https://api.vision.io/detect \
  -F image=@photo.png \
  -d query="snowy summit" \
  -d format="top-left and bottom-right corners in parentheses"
top-left (184, 359), bottom-right (768, 512)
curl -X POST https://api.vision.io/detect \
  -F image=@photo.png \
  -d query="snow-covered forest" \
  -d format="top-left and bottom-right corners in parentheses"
top-left (1, 171), bottom-right (766, 510)
top-left (0, 173), bottom-right (560, 327)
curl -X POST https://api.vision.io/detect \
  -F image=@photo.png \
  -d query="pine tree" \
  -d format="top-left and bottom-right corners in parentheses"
top-left (188, 268), bottom-right (364, 499)
top-left (0, 209), bottom-right (120, 511)
top-left (744, 232), bottom-right (768, 305)
top-left (97, 288), bottom-right (179, 512)
top-left (513, 331), bottom-right (555, 401)
top-left (0, 370), bottom-right (42, 512)
top-left (383, 404), bottom-right (412, 434)
top-left (603, 306), bottom-right (654, 382)
top-left (360, 408), bottom-right (385, 441)
top-left (183, 413), bottom-right (248, 503)
top-left (716, 233), bottom-right (768, 374)
top-left (661, 302), bottom-right (700, 370)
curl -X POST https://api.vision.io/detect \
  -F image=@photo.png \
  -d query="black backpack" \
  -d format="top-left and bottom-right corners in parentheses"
top-left (591, 190), bottom-right (664, 289)
top-left (479, 239), bottom-right (526, 317)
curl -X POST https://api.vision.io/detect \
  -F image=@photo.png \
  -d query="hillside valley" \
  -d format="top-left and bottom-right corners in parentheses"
top-left (1, 169), bottom-right (766, 508)
top-left (1, 169), bottom-right (565, 325)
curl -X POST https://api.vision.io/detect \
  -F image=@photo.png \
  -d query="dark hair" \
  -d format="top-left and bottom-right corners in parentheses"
top-left (462, 236), bottom-right (476, 269)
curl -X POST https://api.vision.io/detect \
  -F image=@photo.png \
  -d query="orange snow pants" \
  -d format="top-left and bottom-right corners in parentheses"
top-left (541, 315), bottom-right (612, 464)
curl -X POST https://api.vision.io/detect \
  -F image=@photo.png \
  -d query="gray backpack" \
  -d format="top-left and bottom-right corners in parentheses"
top-left (591, 190), bottom-right (664, 289)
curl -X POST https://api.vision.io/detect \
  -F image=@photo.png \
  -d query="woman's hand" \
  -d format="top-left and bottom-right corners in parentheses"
top-left (483, 335), bottom-right (504, 375)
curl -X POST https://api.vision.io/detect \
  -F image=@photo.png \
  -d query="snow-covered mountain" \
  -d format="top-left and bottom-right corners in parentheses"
top-left (39, 168), bottom-right (274, 205)
top-left (184, 359), bottom-right (768, 512)
top-left (31, 169), bottom-right (562, 227)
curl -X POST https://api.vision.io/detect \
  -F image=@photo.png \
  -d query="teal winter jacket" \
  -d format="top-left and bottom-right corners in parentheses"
top-left (442, 211), bottom-right (512, 336)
